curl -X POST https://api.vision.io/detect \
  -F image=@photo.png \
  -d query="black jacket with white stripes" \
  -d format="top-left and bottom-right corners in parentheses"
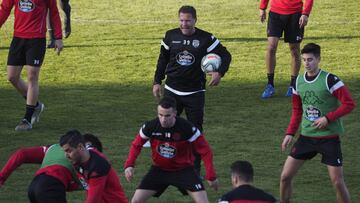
top-left (154, 27), bottom-right (231, 92)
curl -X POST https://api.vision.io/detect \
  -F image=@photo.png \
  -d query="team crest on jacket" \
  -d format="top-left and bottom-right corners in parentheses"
top-left (176, 50), bottom-right (195, 66)
top-left (157, 143), bottom-right (176, 158)
top-left (192, 40), bottom-right (200, 48)
top-left (18, 0), bottom-right (35, 12)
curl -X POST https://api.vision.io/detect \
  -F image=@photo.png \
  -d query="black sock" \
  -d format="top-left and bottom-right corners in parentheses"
top-left (290, 75), bottom-right (297, 87)
top-left (23, 97), bottom-right (39, 107)
top-left (267, 73), bottom-right (274, 87)
top-left (24, 105), bottom-right (36, 123)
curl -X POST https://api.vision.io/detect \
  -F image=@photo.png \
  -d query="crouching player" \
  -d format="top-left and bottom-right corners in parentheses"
top-left (124, 97), bottom-right (218, 203)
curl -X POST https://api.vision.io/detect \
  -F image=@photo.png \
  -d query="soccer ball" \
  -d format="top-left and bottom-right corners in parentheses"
top-left (201, 53), bottom-right (221, 73)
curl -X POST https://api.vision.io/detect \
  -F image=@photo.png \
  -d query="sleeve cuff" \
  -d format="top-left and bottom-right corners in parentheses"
top-left (301, 13), bottom-right (310, 17)
top-left (324, 115), bottom-right (332, 122)
top-left (153, 80), bottom-right (161, 85)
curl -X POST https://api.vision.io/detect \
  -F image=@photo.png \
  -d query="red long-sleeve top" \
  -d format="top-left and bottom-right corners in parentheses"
top-left (0, 0), bottom-right (62, 39)
top-left (286, 86), bottom-right (356, 136)
top-left (76, 149), bottom-right (128, 203)
top-left (259, 0), bottom-right (314, 16)
top-left (125, 117), bottom-right (217, 181)
top-left (0, 146), bottom-right (77, 191)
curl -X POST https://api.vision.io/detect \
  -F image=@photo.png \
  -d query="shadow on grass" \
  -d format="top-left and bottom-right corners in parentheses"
top-left (1, 79), bottom-right (358, 144)
top-left (0, 80), bottom-right (359, 202)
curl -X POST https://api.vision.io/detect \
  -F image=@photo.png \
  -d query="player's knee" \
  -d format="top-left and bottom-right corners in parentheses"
top-left (7, 74), bottom-right (20, 85)
top-left (267, 44), bottom-right (277, 53)
top-left (131, 197), bottom-right (144, 203)
top-left (27, 74), bottom-right (39, 83)
top-left (280, 172), bottom-right (293, 183)
top-left (330, 176), bottom-right (345, 188)
top-left (289, 45), bottom-right (300, 56)
top-left (194, 199), bottom-right (209, 203)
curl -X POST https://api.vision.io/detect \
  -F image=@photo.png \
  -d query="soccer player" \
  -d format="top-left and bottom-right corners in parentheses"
top-left (0, 131), bottom-right (102, 203)
top-left (60, 130), bottom-right (128, 203)
top-left (48, 0), bottom-right (71, 48)
top-left (152, 5), bottom-right (231, 174)
top-left (218, 160), bottom-right (278, 203)
top-left (0, 0), bottom-right (63, 131)
top-left (280, 43), bottom-right (355, 203)
top-left (124, 97), bottom-right (218, 203)
top-left (259, 0), bottom-right (314, 98)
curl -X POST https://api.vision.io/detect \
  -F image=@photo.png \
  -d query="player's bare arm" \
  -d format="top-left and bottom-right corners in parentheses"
top-left (259, 9), bottom-right (266, 22)
top-left (281, 135), bottom-right (293, 152)
top-left (54, 39), bottom-right (64, 55)
top-left (208, 72), bottom-right (221, 86)
top-left (207, 178), bottom-right (219, 191)
top-left (299, 15), bottom-right (309, 28)
top-left (124, 167), bottom-right (134, 182)
top-left (152, 84), bottom-right (162, 98)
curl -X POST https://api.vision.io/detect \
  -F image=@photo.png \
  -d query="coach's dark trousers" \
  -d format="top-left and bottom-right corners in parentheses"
top-left (164, 89), bottom-right (205, 175)
top-left (47, 0), bottom-right (71, 40)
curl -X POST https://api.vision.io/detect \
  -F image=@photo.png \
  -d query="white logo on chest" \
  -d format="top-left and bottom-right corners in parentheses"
top-left (18, 0), bottom-right (35, 12)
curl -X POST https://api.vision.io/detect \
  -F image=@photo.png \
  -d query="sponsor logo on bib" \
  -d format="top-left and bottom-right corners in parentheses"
top-left (305, 105), bottom-right (321, 121)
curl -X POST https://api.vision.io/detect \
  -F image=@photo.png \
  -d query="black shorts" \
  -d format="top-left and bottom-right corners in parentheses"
top-left (28, 173), bottom-right (66, 203)
top-left (267, 11), bottom-right (304, 43)
top-left (7, 37), bottom-right (46, 67)
top-left (138, 166), bottom-right (205, 197)
top-left (290, 135), bottom-right (343, 166)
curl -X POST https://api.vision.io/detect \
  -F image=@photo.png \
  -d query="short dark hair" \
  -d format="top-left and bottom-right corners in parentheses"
top-left (178, 5), bottom-right (197, 19)
top-left (301, 43), bottom-right (321, 58)
top-left (159, 96), bottom-right (177, 110)
top-left (83, 133), bottom-right (103, 152)
top-left (59, 129), bottom-right (85, 148)
top-left (231, 160), bottom-right (254, 182)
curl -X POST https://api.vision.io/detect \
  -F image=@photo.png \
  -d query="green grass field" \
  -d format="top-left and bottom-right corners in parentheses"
top-left (0, 0), bottom-right (359, 202)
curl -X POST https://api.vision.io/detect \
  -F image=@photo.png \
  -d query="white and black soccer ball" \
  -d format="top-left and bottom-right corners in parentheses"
top-left (201, 53), bottom-right (221, 73)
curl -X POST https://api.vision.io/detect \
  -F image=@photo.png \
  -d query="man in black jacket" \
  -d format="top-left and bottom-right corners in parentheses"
top-left (152, 5), bottom-right (231, 174)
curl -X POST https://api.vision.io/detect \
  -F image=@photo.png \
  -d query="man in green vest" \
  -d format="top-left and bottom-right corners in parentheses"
top-left (279, 43), bottom-right (356, 203)
top-left (0, 131), bottom-right (102, 203)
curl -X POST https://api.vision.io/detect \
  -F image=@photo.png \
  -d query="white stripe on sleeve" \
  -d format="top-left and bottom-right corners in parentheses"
top-left (139, 128), bottom-right (149, 139)
top-left (161, 40), bottom-right (169, 50)
top-left (207, 39), bottom-right (220, 52)
top-left (329, 81), bottom-right (344, 94)
top-left (188, 128), bottom-right (201, 142)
